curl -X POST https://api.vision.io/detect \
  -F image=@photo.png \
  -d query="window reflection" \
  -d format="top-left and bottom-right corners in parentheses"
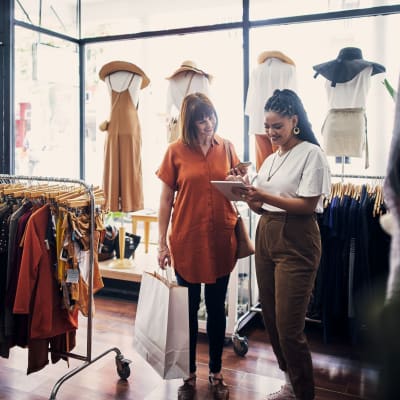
top-left (15, 0), bottom-right (79, 38)
top-left (14, 28), bottom-right (80, 178)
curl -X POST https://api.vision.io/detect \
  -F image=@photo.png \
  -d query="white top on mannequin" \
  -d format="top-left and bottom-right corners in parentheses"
top-left (245, 58), bottom-right (297, 136)
top-left (105, 70), bottom-right (143, 107)
top-left (324, 66), bottom-right (373, 109)
top-left (166, 72), bottom-right (211, 116)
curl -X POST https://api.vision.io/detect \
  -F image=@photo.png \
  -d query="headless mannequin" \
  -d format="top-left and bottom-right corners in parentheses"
top-left (104, 70), bottom-right (143, 268)
top-left (245, 55), bottom-right (297, 171)
top-left (105, 71), bottom-right (143, 106)
top-left (319, 67), bottom-right (373, 167)
top-left (166, 72), bottom-right (210, 116)
top-left (166, 72), bottom-right (210, 143)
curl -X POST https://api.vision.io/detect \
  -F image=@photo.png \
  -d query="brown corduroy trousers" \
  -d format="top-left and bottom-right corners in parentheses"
top-left (255, 212), bottom-right (321, 400)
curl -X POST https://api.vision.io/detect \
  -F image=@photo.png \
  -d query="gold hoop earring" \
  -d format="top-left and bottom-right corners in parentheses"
top-left (293, 126), bottom-right (300, 135)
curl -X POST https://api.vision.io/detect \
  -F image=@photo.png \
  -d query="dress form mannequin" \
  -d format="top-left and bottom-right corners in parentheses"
top-left (99, 61), bottom-right (150, 268)
top-left (245, 51), bottom-right (297, 171)
top-left (165, 60), bottom-right (211, 143)
top-left (313, 47), bottom-right (385, 168)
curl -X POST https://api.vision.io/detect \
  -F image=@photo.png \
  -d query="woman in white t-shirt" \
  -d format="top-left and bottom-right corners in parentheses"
top-left (232, 89), bottom-right (331, 400)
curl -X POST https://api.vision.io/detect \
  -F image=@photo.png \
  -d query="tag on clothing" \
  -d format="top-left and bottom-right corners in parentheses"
top-left (66, 268), bottom-right (80, 283)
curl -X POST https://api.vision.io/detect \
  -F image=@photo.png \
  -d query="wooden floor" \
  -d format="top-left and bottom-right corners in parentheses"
top-left (0, 291), bottom-right (380, 400)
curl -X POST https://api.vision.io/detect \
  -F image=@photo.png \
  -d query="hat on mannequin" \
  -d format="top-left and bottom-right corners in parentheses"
top-left (166, 60), bottom-right (212, 81)
top-left (313, 47), bottom-right (385, 87)
top-left (257, 50), bottom-right (295, 66)
top-left (99, 60), bottom-right (150, 89)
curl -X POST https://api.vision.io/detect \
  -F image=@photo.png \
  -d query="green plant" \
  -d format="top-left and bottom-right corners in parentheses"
top-left (382, 78), bottom-right (397, 101)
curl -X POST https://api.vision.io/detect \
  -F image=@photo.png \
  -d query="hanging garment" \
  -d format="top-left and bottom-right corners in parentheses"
top-left (102, 77), bottom-right (144, 212)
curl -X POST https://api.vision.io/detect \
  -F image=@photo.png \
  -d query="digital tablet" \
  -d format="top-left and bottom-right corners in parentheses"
top-left (211, 180), bottom-right (247, 201)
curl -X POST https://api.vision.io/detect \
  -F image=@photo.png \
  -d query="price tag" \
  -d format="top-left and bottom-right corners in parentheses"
top-left (66, 269), bottom-right (80, 283)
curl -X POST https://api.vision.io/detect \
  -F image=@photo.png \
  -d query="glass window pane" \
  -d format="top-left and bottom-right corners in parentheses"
top-left (250, 0), bottom-right (400, 20)
top-left (81, 0), bottom-right (241, 38)
top-left (248, 14), bottom-right (400, 177)
top-left (15, 0), bottom-right (79, 38)
top-left (14, 27), bottom-right (80, 178)
top-left (85, 29), bottom-right (243, 210)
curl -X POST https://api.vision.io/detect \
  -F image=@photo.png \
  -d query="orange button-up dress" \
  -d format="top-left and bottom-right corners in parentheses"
top-left (156, 135), bottom-right (240, 284)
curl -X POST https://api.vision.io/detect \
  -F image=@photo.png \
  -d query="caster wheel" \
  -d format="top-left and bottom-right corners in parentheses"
top-left (233, 335), bottom-right (248, 357)
top-left (115, 355), bottom-right (132, 379)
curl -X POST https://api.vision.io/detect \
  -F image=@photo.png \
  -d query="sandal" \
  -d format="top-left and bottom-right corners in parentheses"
top-left (178, 374), bottom-right (196, 400)
top-left (209, 373), bottom-right (229, 399)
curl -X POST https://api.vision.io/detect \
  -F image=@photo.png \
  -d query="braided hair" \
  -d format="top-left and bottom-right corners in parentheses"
top-left (264, 89), bottom-right (320, 146)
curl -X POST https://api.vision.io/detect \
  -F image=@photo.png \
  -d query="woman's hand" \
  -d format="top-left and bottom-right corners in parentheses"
top-left (157, 246), bottom-right (171, 269)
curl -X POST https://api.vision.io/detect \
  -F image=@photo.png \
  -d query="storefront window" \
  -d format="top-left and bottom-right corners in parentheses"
top-left (81, 0), bottom-right (242, 38)
top-left (85, 29), bottom-right (243, 210)
top-left (14, 27), bottom-right (80, 178)
top-left (15, 0), bottom-right (79, 38)
top-left (249, 13), bottom-right (400, 177)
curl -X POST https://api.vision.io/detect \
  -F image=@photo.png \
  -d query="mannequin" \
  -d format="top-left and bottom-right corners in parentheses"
top-left (313, 47), bottom-right (385, 168)
top-left (165, 60), bottom-right (211, 143)
top-left (245, 51), bottom-right (297, 171)
top-left (99, 60), bottom-right (150, 268)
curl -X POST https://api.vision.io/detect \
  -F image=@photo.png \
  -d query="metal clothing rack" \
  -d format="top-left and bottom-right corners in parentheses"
top-left (0, 174), bottom-right (131, 399)
top-left (331, 173), bottom-right (385, 181)
top-left (231, 172), bottom-right (386, 357)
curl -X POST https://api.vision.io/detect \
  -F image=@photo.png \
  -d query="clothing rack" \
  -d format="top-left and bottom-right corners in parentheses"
top-left (331, 173), bottom-right (385, 181)
top-left (0, 174), bottom-right (131, 400)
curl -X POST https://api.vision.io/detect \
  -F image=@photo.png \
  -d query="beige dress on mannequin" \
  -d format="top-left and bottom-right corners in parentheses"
top-left (102, 71), bottom-right (144, 212)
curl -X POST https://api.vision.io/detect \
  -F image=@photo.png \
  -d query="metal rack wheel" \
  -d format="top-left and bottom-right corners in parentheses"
top-left (232, 333), bottom-right (249, 357)
top-left (115, 353), bottom-right (132, 379)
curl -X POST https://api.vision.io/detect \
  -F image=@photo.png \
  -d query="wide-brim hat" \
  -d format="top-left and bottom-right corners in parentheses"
top-left (257, 50), bottom-right (295, 66)
top-left (312, 47), bottom-right (385, 87)
top-left (166, 60), bottom-right (212, 81)
top-left (99, 61), bottom-right (150, 89)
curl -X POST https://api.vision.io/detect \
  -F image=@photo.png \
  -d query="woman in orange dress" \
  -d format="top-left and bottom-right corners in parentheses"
top-left (157, 92), bottom-right (246, 400)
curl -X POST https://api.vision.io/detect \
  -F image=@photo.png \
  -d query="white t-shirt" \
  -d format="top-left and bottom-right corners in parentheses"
top-left (324, 66), bottom-right (372, 109)
top-left (245, 58), bottom-right (297, 136)
top-left (106, 71), bottom-right (143, 107)
top-left (255, 141), bottom-right (331, 213)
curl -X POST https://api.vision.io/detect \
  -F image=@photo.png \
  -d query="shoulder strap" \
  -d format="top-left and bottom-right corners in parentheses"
top-left (223, 139), bottom-right (233, 169)
top-left (184, 72), bottom-right (195, 96)
top-left (108, 73), bottom-right (135, 113)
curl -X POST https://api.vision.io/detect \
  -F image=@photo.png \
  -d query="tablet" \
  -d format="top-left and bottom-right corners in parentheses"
top-left (211, 180), bottom-right (247, 201)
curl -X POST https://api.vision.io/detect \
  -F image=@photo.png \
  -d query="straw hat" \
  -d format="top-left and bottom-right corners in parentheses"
top-left (257, 51), bottom-right (295, 66)
top-left (313, 47), bottom-right (385, 87)
top-left (166, 60), bottom-right (212, 80)
top-left (99, 60), bottom-right (150, 89)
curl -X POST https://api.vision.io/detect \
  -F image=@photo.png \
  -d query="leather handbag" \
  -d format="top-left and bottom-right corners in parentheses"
top-left (233, 203), bottom-right (255, 259)
top-left (223, 140), bottom-right (255, 259)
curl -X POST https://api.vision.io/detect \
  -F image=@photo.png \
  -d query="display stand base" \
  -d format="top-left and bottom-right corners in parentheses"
top-left (109, 258), bottom-right (134, 269)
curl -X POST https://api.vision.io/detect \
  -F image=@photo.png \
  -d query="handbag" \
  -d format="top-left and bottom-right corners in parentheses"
top-left (233, 203), bottom-right (255, 259)
top-left (223, 139), bottom-right (255, 259)
top-left (133, 270), bottom-right (190, 380)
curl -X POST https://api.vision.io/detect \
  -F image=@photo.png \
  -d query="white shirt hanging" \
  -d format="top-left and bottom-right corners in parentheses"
top-left (245, 58), bottom-right (297, 136)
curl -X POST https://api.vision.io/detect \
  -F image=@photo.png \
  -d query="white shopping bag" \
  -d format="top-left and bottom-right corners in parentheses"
top-left (133, 270), bottom-right (190, 380)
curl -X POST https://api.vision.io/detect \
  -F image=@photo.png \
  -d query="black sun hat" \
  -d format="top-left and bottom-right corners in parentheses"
top-left (313, 47), bottom-right (385, 87)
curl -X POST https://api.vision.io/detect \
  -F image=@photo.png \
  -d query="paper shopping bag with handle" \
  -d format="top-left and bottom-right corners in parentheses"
top-left (133, 270), bottom-right (189, 379)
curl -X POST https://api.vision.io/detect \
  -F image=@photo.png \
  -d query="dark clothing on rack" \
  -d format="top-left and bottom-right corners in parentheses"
top-left (312, 183), bottom-right (390, 344)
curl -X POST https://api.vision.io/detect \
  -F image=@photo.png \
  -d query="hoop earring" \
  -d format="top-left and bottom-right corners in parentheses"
top-left (293, 126), bottom-right (300, 135)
